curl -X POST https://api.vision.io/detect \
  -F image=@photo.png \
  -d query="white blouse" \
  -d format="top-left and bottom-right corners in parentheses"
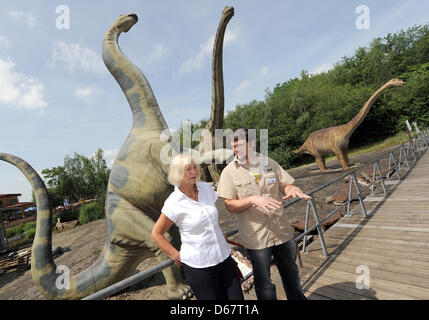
top-left (161, 181), bottom-right (231, 268)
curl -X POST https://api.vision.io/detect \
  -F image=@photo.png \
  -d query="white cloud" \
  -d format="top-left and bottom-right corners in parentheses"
top-left (0, 36), bottom-right (11, 48)
top-left (75, 86), bottom-right (100, 106)
top-left (48, 41), bottom-right (104, 74)
top-left (148, 43), bottom-right (169, 62)
top-left (260, 66), bottom-right (269, 76)
top-left (235, 80), bottom-right (251, 92)
top-left (75, 86), bottom-right (94, 99)
top-left (310, 63), bottom-right (334, 75)
top-left (8, 11), bottom-right (36, 28)
top-left (0, 57), bottom-right (48, 110)
top-left (178, 29), bottom-right (237, 74)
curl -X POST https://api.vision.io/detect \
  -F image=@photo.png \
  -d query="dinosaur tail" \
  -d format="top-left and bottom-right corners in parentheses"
top-left (0, 153), bottom-right (117, 299)
top-left (295, 143), bottom-right (307, 155)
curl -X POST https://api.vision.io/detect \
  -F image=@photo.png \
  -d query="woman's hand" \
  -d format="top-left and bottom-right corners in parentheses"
top-left (152, 213), bottom-right (182, 267)
top-left (172, 251), bottom-right (181, 267)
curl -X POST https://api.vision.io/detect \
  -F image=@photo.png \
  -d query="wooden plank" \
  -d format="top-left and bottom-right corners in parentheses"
top-left (333, 223), bottom-right (429, 233)
top-left (301, 254), bottom-right (429, 279)
top-left (341, 213), bottom-right (429, 221)
top-left (339, 217), bottom-right (429, 225)
top-left (300, 255), bottom-right (429, 282)
top-left (318, 234), bottom-right (429, 255)
top-left (305, 292), bottom-right (332, 300)
top-left (307, 236), bottom-right (429, 260)
top-left (301, 254), bottom-right (429, 288)
top-left (304, 238), bottom-right (409, 258)
top-left (304, 281), bottom-right (374, 300)
top-left (326, 249), bottom-right (429, 269)
top-left (321, 227), bottom-right (429, 242)
top-left (302, 244), bottom-right (429, 272)
top-left (303, 267), bottom-right (429, 299)
top-left (303, 272), bottom-right (416, 300)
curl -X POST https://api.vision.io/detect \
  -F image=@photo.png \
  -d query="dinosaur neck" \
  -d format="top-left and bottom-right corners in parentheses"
top-left (344, 83), bottom-right (390, 135)
top-left (103, 26), bottom-right (168, 132)
top-left (207, 15), bottom-right (231, 135)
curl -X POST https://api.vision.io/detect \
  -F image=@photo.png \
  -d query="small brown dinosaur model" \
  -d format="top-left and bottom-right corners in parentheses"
top-left (295, 78), bottom-right (404, 172)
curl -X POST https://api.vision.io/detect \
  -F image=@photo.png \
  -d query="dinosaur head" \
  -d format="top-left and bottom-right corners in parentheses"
top-left (222, 6), bottom-right (234, 23)
top-left (114, 14), bottom-right (138, 33)
top-left (387, 78), bottom-right (405, 88)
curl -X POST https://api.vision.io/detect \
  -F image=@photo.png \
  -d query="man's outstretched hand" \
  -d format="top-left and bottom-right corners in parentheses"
top-left (282, 185), bottom-right (312, 200)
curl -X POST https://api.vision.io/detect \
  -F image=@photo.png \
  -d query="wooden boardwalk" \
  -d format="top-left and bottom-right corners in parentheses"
top-left (295, 148), bottom-right (429, 300)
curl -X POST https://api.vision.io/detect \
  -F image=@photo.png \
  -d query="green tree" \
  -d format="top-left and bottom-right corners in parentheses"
top-left (42, 148), bottom-right (111, 206)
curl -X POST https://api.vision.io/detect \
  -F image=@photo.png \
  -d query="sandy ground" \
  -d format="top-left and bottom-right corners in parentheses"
top-left (0, 145), bottom-right (401, 300)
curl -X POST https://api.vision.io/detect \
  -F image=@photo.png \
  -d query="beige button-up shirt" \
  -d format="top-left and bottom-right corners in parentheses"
top-left (217, 153), bottom-right (296, 250)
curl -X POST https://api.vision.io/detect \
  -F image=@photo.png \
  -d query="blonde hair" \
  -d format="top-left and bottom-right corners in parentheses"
top-left (168, 153), bottom-right (200, 186)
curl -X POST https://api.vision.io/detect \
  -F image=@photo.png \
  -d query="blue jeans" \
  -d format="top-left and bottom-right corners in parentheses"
top-left (247, 239), bottom-right (307, 300)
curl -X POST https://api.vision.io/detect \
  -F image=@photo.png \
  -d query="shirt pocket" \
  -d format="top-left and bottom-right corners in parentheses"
top-left (262, 172), bottom-right (278, 195)
top-left (233, 178), bottom-right (259, 198)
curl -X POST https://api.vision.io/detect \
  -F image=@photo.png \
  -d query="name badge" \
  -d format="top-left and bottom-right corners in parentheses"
top-left (266, 177), bottom-right (276, 184)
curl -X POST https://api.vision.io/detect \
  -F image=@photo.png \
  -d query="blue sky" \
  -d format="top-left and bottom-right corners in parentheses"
top-left (1, 0), bottom-right (429, 202)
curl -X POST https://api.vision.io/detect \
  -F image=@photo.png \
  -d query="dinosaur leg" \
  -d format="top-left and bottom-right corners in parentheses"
top-left (107, 193), bottom-right (191, 299)
top-left (315, 156), bottom-right (327, 172)
top-left (336, 151), bottom-right (351, 171)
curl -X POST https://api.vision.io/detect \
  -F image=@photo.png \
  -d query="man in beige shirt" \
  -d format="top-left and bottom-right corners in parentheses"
top-left (217, 127), bottom-right (310, 300)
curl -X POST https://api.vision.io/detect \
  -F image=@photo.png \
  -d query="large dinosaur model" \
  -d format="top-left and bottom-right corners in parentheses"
top-left (199, 6), bottom-right (234, 182)
top-left (295, 78), bottom-right (404, 172)
top-left (0, 13), bottom-right (231, 300)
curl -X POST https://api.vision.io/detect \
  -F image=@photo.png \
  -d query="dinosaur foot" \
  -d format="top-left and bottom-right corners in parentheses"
top-left (167, 283), bottom-right (193, 300)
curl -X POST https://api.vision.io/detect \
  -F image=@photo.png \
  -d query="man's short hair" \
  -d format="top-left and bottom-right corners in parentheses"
top-left (232, 126), bottom-right (256, 143)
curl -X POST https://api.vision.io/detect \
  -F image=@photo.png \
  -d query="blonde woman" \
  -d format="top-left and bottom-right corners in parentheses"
top-left (152, 153), bottom-right (244, 300)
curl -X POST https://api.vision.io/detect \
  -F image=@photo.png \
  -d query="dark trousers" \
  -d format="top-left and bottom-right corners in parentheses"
top-left (247, 239), bottom-right (307, 300)
top-left (182, 255), bottom-right (244, 300)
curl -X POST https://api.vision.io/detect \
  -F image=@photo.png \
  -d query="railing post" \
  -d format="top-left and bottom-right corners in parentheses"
top-left (374, 160), bottom-right (388, 195)
top-left (352, 171), bottom-right (368, 216)
top-left (407, 139), bottom-right (417, 163)
top-left (370, 163), bottom-right (377, 195)
top-left (398, 145), bottom-right (410, 171)
top-left (302, 200), bottom-right (310, 254)
top-left (389, 152), bottom-right (401, 181)
top-left (308, 198), bottom-right (328, 257)
top-left (415, 136), bottom-right (422, 157)
top-left (346, 174), bottom-right (353, 216)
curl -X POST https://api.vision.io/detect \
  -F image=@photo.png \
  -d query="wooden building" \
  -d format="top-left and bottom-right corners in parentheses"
top-left (0, 194), bottom-right (36, 222)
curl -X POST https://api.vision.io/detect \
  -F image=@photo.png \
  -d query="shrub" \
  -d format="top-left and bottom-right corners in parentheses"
top-left (25, 227), bottom-right (36, 240)
top-left (57, 207), bottom-right (80, 222)
top-left (78, 201), bottom-right (105, 225)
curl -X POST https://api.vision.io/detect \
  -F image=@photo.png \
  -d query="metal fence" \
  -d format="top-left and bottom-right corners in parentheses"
top-left (82, 129), bottom-right (428, 300)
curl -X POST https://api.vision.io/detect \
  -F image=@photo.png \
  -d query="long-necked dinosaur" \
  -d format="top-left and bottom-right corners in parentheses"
top-left (295, 78), bottom-right (404, 172)
top-left (0, 13), bottom-right (232, 300)
top-left (199, 6), bottom-right (234, 182)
